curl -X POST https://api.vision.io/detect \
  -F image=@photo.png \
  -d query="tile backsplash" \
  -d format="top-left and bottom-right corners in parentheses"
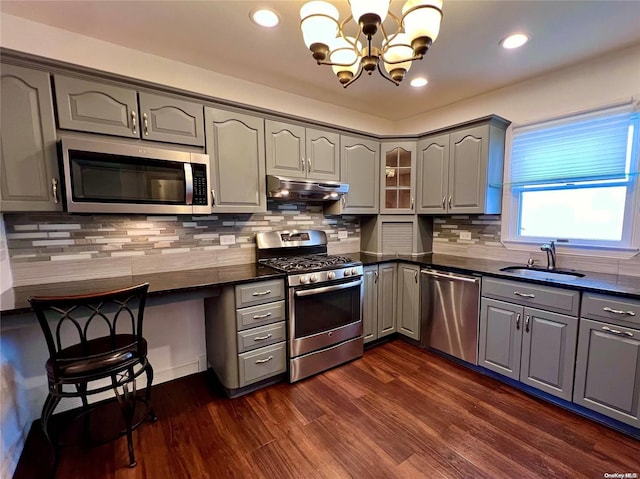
top-left (433, 215), bottom-right (501, 246)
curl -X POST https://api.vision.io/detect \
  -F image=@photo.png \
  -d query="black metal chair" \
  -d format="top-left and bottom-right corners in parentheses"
top-left (29, 283), bottom-right (157, 475)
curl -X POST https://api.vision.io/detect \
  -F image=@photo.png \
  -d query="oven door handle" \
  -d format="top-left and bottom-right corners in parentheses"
top-left (294, 279), bottom-right (362, 297)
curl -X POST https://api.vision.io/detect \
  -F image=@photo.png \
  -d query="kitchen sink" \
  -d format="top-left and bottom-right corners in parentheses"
top-left (499, 266), bottom-right (585, 281)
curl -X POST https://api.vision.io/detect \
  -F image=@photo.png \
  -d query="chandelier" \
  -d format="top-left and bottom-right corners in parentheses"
top-left (299, 0), bottom-right (443, 88)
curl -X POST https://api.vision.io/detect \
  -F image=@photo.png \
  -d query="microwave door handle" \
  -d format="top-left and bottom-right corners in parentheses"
top-left (184, 163), bottom-right (193, 205)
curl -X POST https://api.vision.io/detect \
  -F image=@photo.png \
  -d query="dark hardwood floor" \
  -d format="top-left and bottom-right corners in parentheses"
top-left (15, 340), bottom-right (640, 479)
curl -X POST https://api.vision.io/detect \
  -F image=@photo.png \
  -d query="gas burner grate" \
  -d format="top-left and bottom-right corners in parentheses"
top-left (262, 254), bottom-right (355, 272)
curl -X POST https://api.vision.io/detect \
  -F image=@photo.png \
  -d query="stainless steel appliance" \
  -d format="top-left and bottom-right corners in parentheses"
top-left (420, 269), bottom-right (481, 364)
top-left (266, 175), bottom-right (349, 201)
top-left (256, 230), bottom-right (363, 382)
top-left (60, 136), bottom-right (210, 214)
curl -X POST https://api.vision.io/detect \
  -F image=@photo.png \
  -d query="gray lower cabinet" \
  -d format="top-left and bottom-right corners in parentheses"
top-left (573, 293), bottom-right (640, 427)
top-left (265, 120), bottom-right (340, 181)
top-left (1, 64), bottom-right (61, 212)
top-left (397, 263), bottom-right (420, 341)
top-left (479, 278), bottom-right (579, 400)
top-left (362, 263), bottom-right (397, 343)
top-left (204, 108), bottom-right (266, 213)
top-left (417, 117), bottom-right (508, 214)
top-left (54, 75), bottom-right (204, 146)
top-left (325, 135), bottom-right (379, 215)
top-left (204, 279), bottom-right (286, 395)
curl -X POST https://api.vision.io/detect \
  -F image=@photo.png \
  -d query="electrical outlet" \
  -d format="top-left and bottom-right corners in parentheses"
top-left (337, 231), bottom-right (348, 239)
top-left (459, 231), bottom-right (472, 240)
top-left (220, 234), bottom-right (236, 245)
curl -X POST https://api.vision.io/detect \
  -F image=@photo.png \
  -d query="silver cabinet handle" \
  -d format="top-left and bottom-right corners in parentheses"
top-left (411, 197), bottom-right (414, 210)
top-left (516, 313), bottom-right (521, 330)
top-left (255, 355), bottom-right (273, 364)
top-left (525, 315), bottom-right (530, 333)
top-left (514, 291), bottom-right (535, 298)
top-left (143, 112), bottom-right (149, 136)
top-left (254, 334), bottom-right (273, 341)
top-left (342, 196), bottom-right (346, 208)
top-left (602, 326), bottom-right (634, 337)
top-left (414, 270), bottom-right (418, 283)
top-left (374, 270), bottom-right (378, 284)
top-left (51, 178), bottom-right (59, 204)
top-left (307, 158), bottom-right (311, 173)
top-left (131, 110), bottom-right (137, 135)
top-left (441, 197), bottom-right (446, 209)
top-left (300, 157), bottom-right (305, 172)
top-left (252, 312), bottom-right (272, 320)
top-left (448, 195), bottom-right (452, 209)
top-left (252, 290), bottom-right (272, 296)
top-left (211, 189), bottom-right (216, 206)
top-left (603, 306), bottom-right (636, 316)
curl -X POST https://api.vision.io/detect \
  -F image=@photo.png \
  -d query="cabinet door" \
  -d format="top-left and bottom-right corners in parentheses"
top-left (265, 120), bottom-right (306, 179)
top-left (340, 136), bottom-right (379, 214)
top-left (397, 263), bottom-right (420, 341)
top-left (306, 128), bottom-right (340, 181)
top-left (363, 265), bottom-right (379, 344)
top-left (377, 263), bottom-right (397, 338)
top-left (573, 318), bottom-right (640, 427)
top-left (205, 108), bottom-right (266, 213)
top-left (54, 75), bottom-right (138, 138)
top-left (519, 307), bottom-right (578, 400)
top-left (1, 65), bottom-right (61, 212)
top-left (138, 92), bottom-right (204, 146)
top-left (479, 298), bottom-right (522, 380)
top-left (448, 125), bottom-right (488, 214)
top-left (380, 142), bottom-right (416, 214)
top-left (417, 134), bottom-right (449, 214)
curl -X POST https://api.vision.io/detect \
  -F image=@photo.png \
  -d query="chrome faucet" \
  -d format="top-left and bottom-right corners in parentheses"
top-left (540, 241), bottom-right (556, 270)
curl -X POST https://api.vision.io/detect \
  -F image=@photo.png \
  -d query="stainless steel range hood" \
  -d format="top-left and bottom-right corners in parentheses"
top-left (266, 175), bottom-right (349, 201)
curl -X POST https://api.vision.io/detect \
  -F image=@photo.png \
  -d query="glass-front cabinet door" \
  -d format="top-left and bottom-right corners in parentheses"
top-left (380, 141), bottom-right (416, 214)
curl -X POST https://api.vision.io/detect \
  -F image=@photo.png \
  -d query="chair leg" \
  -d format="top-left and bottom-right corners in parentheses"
top-left (144, 362), bottom-right (158, 422)
top-left (113, 372), bottom-right (137, 468)
top-left (41, 392), bottom-right (61, 478)
top-left (76, 383), bottom-right (91, 443)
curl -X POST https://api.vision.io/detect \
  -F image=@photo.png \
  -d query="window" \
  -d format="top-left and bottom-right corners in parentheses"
top-left (506, 105), bottom-right (640, 249)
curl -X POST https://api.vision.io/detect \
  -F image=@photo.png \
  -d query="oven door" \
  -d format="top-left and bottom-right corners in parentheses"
top-left (289, 277), bottom-right (363, 358)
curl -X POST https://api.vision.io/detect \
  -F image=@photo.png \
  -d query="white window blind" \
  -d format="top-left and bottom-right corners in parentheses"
top-left (510, 107), bottom-right (635, 186)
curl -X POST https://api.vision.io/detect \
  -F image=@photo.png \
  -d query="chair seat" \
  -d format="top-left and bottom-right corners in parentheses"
top-left (46, 335), bottom-right (147, 382)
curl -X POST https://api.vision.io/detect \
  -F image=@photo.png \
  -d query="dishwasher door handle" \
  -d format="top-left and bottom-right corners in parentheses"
top-left (421, 269), bottom-right (479, 284)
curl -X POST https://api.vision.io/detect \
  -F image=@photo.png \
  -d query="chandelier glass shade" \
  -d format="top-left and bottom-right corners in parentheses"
top-left (300, 0), bottom-right (443, 87)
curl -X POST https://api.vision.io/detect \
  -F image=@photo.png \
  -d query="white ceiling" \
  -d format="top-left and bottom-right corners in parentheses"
top-left (2, 0), bottom-right (640, 122)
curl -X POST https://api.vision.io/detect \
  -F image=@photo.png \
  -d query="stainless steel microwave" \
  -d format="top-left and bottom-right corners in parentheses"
top-left (60, 137), bottom-right (211, 214)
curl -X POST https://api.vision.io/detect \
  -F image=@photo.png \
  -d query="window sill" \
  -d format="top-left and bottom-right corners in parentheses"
top-left (500, 239), bottom-right (640, 260)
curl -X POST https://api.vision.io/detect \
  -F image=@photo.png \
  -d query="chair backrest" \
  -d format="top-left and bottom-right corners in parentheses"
top-left (29, 283), bottom-right (150, 369)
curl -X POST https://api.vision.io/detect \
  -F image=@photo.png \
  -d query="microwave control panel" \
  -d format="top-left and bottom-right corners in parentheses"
top-left (192, 164), bottom-right (208, 206)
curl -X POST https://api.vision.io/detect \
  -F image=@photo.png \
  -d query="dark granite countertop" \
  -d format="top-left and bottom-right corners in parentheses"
top-left (2, 253), bottom-right (638, 316)
top-left (0, 264), bottom-right (284, 315)
top-left (353, 253), bottom-right (640, 299)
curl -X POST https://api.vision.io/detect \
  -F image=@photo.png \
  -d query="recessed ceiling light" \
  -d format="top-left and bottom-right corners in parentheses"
top-left (410, 78), bottom-right (428, 88)
top-left (250, 8), bottom-right (280, 28)
top-left (500, 33), bottom-right (529, 49)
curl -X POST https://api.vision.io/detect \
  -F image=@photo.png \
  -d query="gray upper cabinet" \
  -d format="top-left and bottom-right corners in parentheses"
top-left (1, 64), bottom-right (61, 212)
top-left (381, 141), bottom-right (416, 214)
top-left (479, 279), bottom-right (579, 400)
top-left (205, 108), bottom-right (266, 213)
top-left (397, 263), bottom-right (420, 341)
top-left (265, 120), bottom-right (340, 181)
top-left (325, 135), bottom-right (379, 215)
top-left (138, 92), bottom-right (204, 146)
top-left (573, 294), bottom-right (640, 428)
top-left (417, 119), bottom-right (508, 215)
top-left (54, 75), bottom-right (204, 146)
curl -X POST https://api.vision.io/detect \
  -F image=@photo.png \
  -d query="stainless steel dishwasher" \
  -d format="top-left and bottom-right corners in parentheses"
top-left (420, 269), bottom-right (481, 365)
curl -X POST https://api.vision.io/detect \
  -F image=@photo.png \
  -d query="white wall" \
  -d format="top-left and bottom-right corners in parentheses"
top-left (0, 13), bottom-right (393, 136)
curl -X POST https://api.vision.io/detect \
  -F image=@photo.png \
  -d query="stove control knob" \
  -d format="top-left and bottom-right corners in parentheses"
top-left (344, 269), bottom-right (351, 277)
top-left (327, 271), bottom-right (336, 280)
top-left (299, 275), bottom-right (309, 284)
top-left (310, 274), bottom-right (318, 283)
top-left (351, 268), bottom-right (359, 276)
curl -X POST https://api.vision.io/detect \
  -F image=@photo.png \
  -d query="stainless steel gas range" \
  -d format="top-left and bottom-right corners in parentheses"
top-left (256, 230), bottom-right (364, 382)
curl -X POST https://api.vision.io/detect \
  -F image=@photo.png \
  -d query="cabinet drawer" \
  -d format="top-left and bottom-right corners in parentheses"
top-left (237, 321), bottom-right (286, 353)
top-left (235, 280), bottom-right (284, 308)
top-left (236, 300), bottom-right (285, 331)
top-left (238, 342), bottom-right (287, 387)
top-left (482, 277), bottom-right (580, 316)
top-left (581, 293), bottom-right (640, 327)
